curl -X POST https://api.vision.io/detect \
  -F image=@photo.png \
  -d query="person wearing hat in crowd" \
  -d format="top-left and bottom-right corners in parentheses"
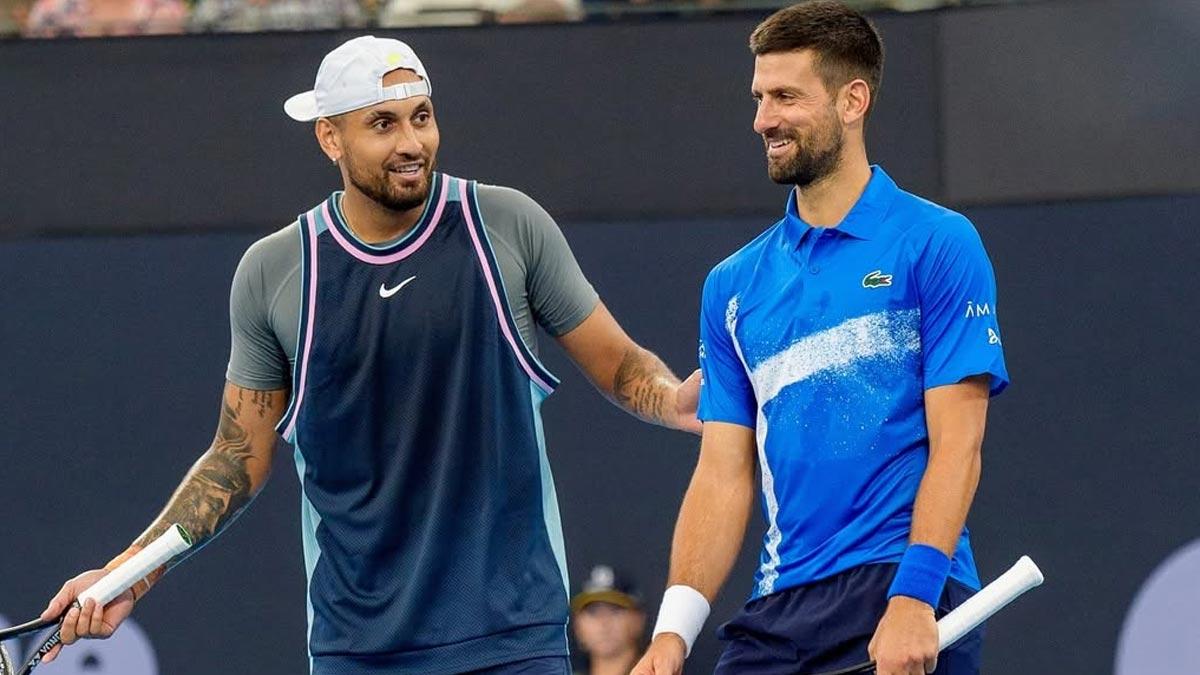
top-left (35, 35), bottom-right (701, 675)
top-left (571, 566), bottom-right (647, 675)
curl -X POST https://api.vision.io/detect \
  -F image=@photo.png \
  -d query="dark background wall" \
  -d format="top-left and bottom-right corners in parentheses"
top-left (1, 0), bottom-right (1198, 236)
top-left (1, 1), bottom-right (1198, 674)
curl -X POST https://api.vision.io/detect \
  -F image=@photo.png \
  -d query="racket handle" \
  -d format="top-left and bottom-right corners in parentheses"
top-left (0, 528), bottom-right (191, 643)
top-left (937, 555), bottom-right (1043, 650)
top-left (805, 556), bottom-right (1044, 675)
top-left (15, 525), bottom-right (193, 675)
top-left (79, 524), bottom-right (192, 606)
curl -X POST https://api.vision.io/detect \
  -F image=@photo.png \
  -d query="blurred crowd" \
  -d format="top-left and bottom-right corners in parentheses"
top-left (0, 0), bottom-right (1014, 38)
top-left (0, 0), bottom-right (583, 37)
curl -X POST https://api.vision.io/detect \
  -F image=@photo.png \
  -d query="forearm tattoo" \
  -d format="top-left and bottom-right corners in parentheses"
top-left (612, 347), bottom-right (674, 426)
top-left (133, 389), bottom-right (275, 578)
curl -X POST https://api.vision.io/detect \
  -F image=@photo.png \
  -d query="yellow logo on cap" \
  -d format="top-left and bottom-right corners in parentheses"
top-left (387, 52), bottom-right (403, 66)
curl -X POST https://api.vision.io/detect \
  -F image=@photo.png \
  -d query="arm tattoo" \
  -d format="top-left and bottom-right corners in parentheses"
top-left (612, 347), bottom-right (674, 426)
top-left (133, 391), bottom-right (273, 577)
top-left (249, 388), bottom-right (273, 419)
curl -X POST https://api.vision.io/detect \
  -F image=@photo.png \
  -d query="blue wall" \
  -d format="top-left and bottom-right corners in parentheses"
top-left (1, 192), bottom-right (1196, 673)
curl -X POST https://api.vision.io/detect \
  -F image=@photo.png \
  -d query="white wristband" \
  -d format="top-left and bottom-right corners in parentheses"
top-left (651, 585), bottom-right (711, 657)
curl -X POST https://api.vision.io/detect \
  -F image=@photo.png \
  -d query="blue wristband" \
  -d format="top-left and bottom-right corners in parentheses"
top-left (887, 544), bottom-right (951, 608)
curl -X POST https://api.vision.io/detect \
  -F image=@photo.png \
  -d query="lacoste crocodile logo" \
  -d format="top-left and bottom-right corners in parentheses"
top-left (862, 270), bottom-right (893, 288)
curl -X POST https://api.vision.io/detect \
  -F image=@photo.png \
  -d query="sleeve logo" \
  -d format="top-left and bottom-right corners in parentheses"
top-left (965, 301), bottom-right (992, 318)
top-left (862, 270), bottom-right (893, 288)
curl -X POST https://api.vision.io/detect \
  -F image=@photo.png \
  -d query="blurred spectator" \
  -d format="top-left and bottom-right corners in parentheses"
top-left (23, 0), bottom-right (187, 37)
top-left (570, 565), bottom-right (646, 675)
top-left (879, 0), bottom-right (957, 9)
top-left (190, 0), bottom-right (366, 33)
top-left (496, 0), bottom-right (581, 24)
top-left (380, 0), bottom-right (579, 28)
top-left (1, 0), bottom-right (33, 35)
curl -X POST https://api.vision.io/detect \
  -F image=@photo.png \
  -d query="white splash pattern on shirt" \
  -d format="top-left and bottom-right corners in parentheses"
top-left (750, 309), bottom-right (920, 404)
top-left (730, 303), bottom-right (921, 596)
top-left (725, 295), bottom-right (784, 596)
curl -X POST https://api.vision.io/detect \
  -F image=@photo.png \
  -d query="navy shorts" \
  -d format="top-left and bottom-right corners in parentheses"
top-left (714, 564), bottom-right (983, 675)
top-left (461, 656), bottom-right (571, 675)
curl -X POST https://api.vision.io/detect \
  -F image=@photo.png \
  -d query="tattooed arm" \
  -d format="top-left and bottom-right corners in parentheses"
top-left (37, 382), bottom-right (287, 662)
top-left (557, 301), bottom-right (702, 434)
top-left (125, 382), bottom-right (286, 582)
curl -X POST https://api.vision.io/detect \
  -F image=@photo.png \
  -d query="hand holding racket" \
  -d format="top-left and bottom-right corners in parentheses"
top-left (632, 556), bottom-right (1043, 675)
top-left (37, 572), bottom-right (135, 664)
top-left (808, 556), bottom-right (1044, 675)
top-left (0, 524), bottom-right (192, 674)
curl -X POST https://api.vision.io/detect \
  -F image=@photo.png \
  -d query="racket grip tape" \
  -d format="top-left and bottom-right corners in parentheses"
top-left (936, 555), bottom-right (1043, 650)
top-left (79, 524), bottom-right (192, 607)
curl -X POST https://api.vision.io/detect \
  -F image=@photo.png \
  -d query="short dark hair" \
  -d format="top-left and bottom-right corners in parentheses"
top-left (750, 1), bottom-right (884, 113)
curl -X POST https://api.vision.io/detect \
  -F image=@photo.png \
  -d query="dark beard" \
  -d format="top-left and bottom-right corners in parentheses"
top-left (346, 159), bottom-right (434, 212)
top-left (766, 112), bottom-right (844, 188)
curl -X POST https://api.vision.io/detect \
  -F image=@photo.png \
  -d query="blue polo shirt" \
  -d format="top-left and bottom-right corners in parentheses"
top-left (698, 166), bottom-right (1008, 600)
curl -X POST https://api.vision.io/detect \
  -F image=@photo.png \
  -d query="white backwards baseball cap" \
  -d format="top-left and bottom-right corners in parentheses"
top-left (284, 35), bottom-right (432, 122)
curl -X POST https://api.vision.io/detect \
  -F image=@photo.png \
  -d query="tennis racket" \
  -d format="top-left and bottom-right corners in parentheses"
top-left (0, 524), bottom-right (192, 675)
top-left (806, 555), bottom-right (1045, 675)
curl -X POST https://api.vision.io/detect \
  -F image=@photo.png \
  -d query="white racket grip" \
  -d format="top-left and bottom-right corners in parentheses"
top-left (79, 525), bottom-right (192, 607)
top-left (936, 555), bottom-right (1043, 650)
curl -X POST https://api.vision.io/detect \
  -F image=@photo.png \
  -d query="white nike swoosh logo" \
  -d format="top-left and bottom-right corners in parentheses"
top-left (379, 275), bottom-right (417, 299)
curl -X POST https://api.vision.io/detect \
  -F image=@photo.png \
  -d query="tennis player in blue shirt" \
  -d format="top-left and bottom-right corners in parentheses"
top-left (634, 3), bottom-right (1008, 675)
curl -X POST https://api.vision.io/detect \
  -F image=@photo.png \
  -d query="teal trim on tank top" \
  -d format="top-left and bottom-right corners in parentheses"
top-left (530, 381), bottom-right (568, 598)
top-left (329, 173), bottom-right (442, 251)
top-left (293, 444), bottom-right (323, 674)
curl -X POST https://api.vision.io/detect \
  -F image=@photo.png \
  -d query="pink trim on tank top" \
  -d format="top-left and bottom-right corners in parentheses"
top-left (458, 180), bottom-right (556, 395)
top-left (282, 215), bottom-right (320, 441)
top-left (325, 179), bottom-right (449, 265)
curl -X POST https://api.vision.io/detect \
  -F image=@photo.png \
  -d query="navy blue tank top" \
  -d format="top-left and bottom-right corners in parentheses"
top-left (276, 173), bottom-right (569, 674)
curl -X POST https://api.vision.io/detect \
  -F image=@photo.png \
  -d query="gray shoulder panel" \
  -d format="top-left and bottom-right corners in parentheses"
top-left (227, 184), bottom-right (596, 389)
top-left (225, 223), bottom-right (302, 390)
top-left (475, 184), bottom-right (598, 348)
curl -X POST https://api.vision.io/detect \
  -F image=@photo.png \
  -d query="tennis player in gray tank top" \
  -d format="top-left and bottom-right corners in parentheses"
top-left (227, 184), bottom-right (595, 390)
top-left (36, 35), bottom-right (704, 675)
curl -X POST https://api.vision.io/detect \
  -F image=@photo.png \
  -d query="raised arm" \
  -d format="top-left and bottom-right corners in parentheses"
top-left (475, 185), bottom-right (701, 435)
top-left (556, 302), bottom-right (702, 434)
top-left (39, 381), bottom-right (286, 662)
top-left (632, 421), bottom-right (758, 675)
